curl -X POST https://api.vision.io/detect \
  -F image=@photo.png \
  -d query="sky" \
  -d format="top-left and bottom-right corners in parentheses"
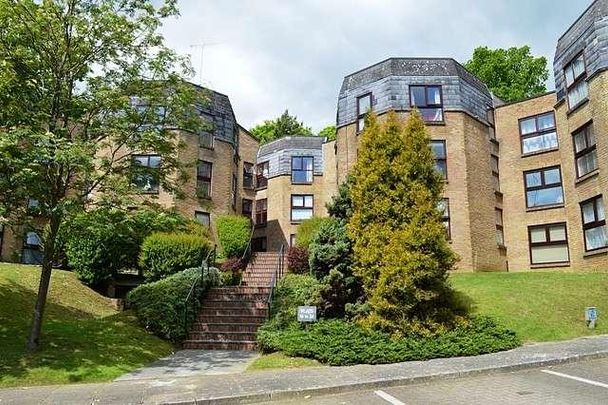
top-left (160, 0), bottom-right (591, 132)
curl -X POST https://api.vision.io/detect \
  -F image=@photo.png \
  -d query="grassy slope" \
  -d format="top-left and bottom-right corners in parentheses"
top-left (0, 263), bottom-right (173, 387)
top-left (451, 271), bottom-right (608, 342)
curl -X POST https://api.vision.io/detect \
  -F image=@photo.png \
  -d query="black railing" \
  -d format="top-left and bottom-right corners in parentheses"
top-left (183, 244), bottom-right (217, 335)
top-left (239, 226), bottom-right (256, 286)
top-left (266, 244), bottom-right (285, 315)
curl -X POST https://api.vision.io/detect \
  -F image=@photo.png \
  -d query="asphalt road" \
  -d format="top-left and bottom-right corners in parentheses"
top-left (263, 357), bottom-right (608, 404)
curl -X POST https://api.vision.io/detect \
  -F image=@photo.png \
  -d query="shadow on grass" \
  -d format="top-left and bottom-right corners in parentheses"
top-left (0, 281), bottom-right (172, 387)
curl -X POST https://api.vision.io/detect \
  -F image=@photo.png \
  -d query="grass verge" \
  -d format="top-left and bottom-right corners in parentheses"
top-left (247, 352), bottom-right (322, 371)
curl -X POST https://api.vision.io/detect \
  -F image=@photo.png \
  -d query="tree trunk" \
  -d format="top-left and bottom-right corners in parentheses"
top-left (26, 216), bottom-right (60, 352)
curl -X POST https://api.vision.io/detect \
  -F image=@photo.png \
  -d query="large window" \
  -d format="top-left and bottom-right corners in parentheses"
top-left (291, 195), bottom-right (314, 222)
top-left (197, 160), bottom-right (212, 199)
top-left (22, 230), bottom-right (43, 265)
top-left (132, 155), bottom-right (161, 193)
top-left (242, 198), bottom-right (253, 218)
top-left (528, 223), bottom-right (569, 265)
top-left (256, 161), bottom-right (269, 189)
top-left (564, 53), bottom-right (588, 109)
top-left (292, 156), bottom-right (314, 184)
top-left (496, 208), bottom-right (504, 247)
top-left (243, 162), bottom-right (254, 189)
top-left (519, 112), bottom-right (558, 155)
top-left (524, 166), bottom-right (564, 208)
top-left (410, 85), bottom-right (443, 122)
top-left (437, 199), bottom-right (450, 240)
top-left (194, 211), bottom-right (210, 228)
top-left (580, 195), bottom-right (608, 252)
top-left (255, 199), bottom-right (267, 227)
top-left (430, 140), bottom-right (447, 180)
top-left (356, 93), bottom-right (372, 132)
top-left (573, 123), bottom-right (597, 178)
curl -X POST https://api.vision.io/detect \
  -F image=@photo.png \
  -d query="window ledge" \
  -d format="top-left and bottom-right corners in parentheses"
top-left (526, 204), bottom-right (565, 213)
top-left (575, 170), bottom-right (599, 185)
top-left (256, 187), bottom-right (268, 191)
top-left (531, 262), bottom-right (570, 269)
top-left (567, 98), bottom-right (590, 116)
top-left (584, 247), bottom-right (608, 258)
top-left (425, 121), bottom-right (446, 126)
top-left (521, 147), bottom-right (560, 158)
top-left (291, 182), bottom-right (313, 186)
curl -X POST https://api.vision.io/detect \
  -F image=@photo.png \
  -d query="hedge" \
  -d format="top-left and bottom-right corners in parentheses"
top-left (294, 217), bottom-right (329, 249)
top-left (139, 232), bottom-right (212, 281)
top-left (217, 215), bottom-right (251, 258)
top-left (127, 267), bottom-right (220, 342)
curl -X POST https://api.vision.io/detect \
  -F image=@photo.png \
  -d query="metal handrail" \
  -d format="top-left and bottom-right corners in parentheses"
top-left (239, 226), bottom-right (256, 286)
top-left (266, 244), bottom-right (285, 314)
top-left (183, 244), bottom-right (217, 337)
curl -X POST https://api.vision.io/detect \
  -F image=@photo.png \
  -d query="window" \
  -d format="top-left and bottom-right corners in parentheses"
top-left (197, 160), bottom-right (212, 199)
top-left (528, 223), bottom-right (569, 265)
top-left (292, 156), bottom-right (314, 184)
top-left (22, 230), bottom-right (43, 265)
top-left (243, 162), bottom-right (254, 189)
top-left (255, 199), bottom-right (267, 227)
top-left (291, 195), bottom-right (314, 222)
top-left (496, 209), bottom-right (504, 247)
top-left (256, 161), bottom-right (269, 189)
top-left (437, 199), bottom-right (450, 240)
top-left (564, 53), bottom-right (588, 109)
top-left (519, 112), bottom-right (558, 155)
top-left (242, 198), bottom-right (253, 218)
top-left (410, 85), bottom-right (443, 122)
top-left (290, 234), bottom-right (296, 247)
top-left (356, 93), bottom-right (372, 132)
top-left (524, 166), bottom-right (564, 208)
top-left (573, 123), bottom-right (597, 178)
top-left (430, 141), bottom-right (447, 180)
top-left (194, 211), bottom-right (210, 227)
top-left (491, 155), bottom-right (500, 192)
top-left (231, 174), bottom-right (237, 209)
top-left (580, 195), bottom-right (608, 252)
top-left (252, 237), bottom-right (267, 252)
top-left (132, 155), bottom-right (161, 193)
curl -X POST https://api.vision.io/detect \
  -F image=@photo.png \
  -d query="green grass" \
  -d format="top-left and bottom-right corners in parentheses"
top-left (451, 271), bottom-right (608, 343)
top-left (247, 352), bottom-right (322, 371)
top-left (0, 263), bottom-right (173, 387)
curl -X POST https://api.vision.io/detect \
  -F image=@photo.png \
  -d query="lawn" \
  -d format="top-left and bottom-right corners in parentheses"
top-left (247, 352), bottom-right (322, 371)
top-left (0, 263), bottom-right (173, 387)
top-left (451, 271), bottom-right (608, 342)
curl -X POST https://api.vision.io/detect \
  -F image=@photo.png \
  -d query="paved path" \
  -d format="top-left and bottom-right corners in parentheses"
top-left (1, 335), bottom-right (608, 404)
top-left (267, 357), bottom-right (608, 404)
top-left (115, 350), bottom-right (260, 381)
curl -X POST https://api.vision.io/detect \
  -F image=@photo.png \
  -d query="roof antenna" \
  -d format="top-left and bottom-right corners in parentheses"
top-left (190, 41), bottom-right (220, 86)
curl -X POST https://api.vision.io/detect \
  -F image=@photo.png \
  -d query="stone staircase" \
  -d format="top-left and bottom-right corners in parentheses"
top-left (183, 252), bottom-right (282, 351)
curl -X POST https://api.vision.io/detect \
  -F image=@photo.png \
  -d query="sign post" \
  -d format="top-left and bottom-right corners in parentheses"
top-left (585, 306), bottom-right (598, 329)
top-left (297, 306), bottom-right (317, 323)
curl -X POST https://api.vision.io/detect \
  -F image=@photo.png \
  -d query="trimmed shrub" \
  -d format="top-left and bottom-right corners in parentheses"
top-left (139, 232), bottom-right (212, 281)
top-left (220, 257), bottom-right (245, 286)
top-left (287, 246), bottom-right (309, 274)
top-left (257, 317), bottom-right (520, 366)
top-left (270, 274), bottom-right (321, 328)
top-left (295, 217), bottom-right (329, 249)
top-left (217, 215), bottom-right (251, 258)
top-left (127, 267), bottom-right (220, 342)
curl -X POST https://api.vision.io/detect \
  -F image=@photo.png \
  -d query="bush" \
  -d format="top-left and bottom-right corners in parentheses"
top-left (220, 257), bottom-right (245, 286)
top-left (257, 316), bottom-right (520, 366)
top-left (270, 274), bottom-right (321, 328)
top-left (217, 215), bottom-right (251, 258)
top-left (139, 232), bottom-right (212, 281)
top-left (61, 206), bottom-right (194, 286)
top-left (295, 217), bottom-right (329, 249)
top-left (127, 267), bottom-right (220, 342)
top-left (287, 246), bottom-right (309, 274)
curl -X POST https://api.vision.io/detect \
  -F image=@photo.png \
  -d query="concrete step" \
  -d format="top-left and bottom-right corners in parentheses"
top-left (197, 307), bottom-right (269, 317)
top-left (190, 323), bottom-right (261, 333)
top-left (196, 315), bottom-right (267, 324)
top-left (205, 292), bottom-right (269, 302)
top-left (202, 300), bottom-right (269, 309)
top-left (211, 287), bottom-right (271, 294)
top-left (188, 331), bottom-right (257, 341)
top-left (182, 340), bottom-right (257, 351)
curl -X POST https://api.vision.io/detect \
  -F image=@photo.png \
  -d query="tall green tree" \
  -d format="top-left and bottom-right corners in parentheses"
top-left (250, 109), bottom-right (313, 144)
top-left (0, 0), bottom-right (206, 351)
top-left (348, 110), bottom-right (465, 336)
top-left (318, 125), bottom-right (336, 141)
top-left (464, 45), bottom-right (549, 103)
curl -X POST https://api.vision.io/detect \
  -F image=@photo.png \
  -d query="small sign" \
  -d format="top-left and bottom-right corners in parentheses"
top-left (586, 307), bottom-right (598, 329)
top-left (297, 306), bottom-right (317, 323)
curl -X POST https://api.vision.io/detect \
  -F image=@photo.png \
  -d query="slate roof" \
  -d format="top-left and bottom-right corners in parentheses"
top-left (258, 136), bottom-right (324, 157)
top-left (191, 83), bottom-right (238, 144)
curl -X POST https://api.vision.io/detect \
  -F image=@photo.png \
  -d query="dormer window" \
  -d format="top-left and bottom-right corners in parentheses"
top-left (564, 53), bottom-right (588, 109)
top-left (356, 93), bottom-right (372, 132)
top-left (410, 85), bottom-right (443, 122)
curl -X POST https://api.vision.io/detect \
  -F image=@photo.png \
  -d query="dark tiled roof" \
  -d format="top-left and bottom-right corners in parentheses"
top-left (340, 58), bottom-right (490, 96)
top-left (555, 0), bottom-right (608, 56)
top-left (258, 136), bottom-right (324, 156)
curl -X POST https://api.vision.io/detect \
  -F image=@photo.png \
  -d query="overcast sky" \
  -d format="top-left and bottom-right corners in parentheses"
top-left (160, 0), bottom-right (590, 132)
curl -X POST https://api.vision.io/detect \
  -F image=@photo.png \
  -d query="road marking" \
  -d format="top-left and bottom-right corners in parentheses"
top-left (374, 390), bottom-right (406, 405)
top-left (541, 369), bottom-right (608, 389)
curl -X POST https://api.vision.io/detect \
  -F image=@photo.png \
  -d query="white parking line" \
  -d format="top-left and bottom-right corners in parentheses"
top-left (374, 390), bottom-right (406, 405)
top-left (541, 369), bottom-right (608, 389)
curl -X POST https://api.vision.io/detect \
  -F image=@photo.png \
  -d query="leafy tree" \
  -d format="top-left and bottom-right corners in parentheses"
top-left (348, 110), bottom-right (466, 336)
top-left (464, 45), bottom-right (549, 103)
top-left (250, 109), bottom-right (313, 144)
top-left (0, 0), bottom-right (206, 351)
top-left (326, 176), bottom-right (353, 221)
top-left (318, 125), bottom-right (336, 141)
